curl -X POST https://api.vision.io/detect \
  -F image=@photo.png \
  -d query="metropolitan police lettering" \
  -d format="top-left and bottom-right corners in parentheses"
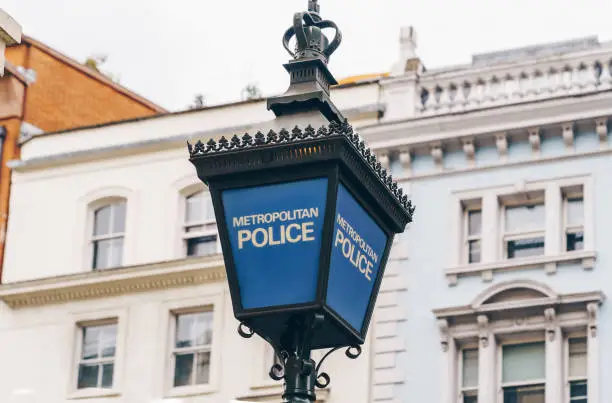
top-left (333, 214), bottom-right (378, 282)
top-left (233, 208), bottom-right (319, 249)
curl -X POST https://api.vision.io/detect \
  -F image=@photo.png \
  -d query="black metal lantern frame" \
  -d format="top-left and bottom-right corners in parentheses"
top-left (189, 119), bottom-right (414, 346)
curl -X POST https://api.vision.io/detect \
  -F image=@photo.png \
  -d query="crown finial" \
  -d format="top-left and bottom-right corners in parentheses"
top-left (308, 0), bottom-right (320, 13)
top-left (282, 0), bottom-right (342, 62)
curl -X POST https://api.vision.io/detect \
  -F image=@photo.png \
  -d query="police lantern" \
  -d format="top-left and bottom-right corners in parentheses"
top-left (188, 121), bottom-right (414, 350)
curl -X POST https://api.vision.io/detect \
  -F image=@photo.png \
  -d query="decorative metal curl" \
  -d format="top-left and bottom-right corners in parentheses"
top-left (313, 345), bottom-right (362, 388)
top-left (237, 322), bottom-right (254, 338)
top-left (268, 349), bottom-right (288, 381)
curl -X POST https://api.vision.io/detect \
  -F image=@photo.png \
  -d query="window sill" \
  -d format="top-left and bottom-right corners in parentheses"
top-left (250, 380), bottom-right (284, 390)
top-left (67, 388), bottom-right (121, 400)
top-left (445, 250), bottom-right (597, 286)
top-left (165, 384), bottom-right (217, 398)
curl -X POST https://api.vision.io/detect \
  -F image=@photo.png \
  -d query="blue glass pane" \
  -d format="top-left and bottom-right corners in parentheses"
top-left (223, 179), bottom-right (328, 309)
top-left (326, 184), bottom-right (388, 332)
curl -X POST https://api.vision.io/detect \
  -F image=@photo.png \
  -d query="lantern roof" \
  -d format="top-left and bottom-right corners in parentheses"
top-left (188, 120), bottom-right (415, 221)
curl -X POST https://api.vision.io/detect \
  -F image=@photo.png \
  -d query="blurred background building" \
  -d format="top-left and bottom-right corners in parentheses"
top-left (0, 17), bottom-right (611, 403)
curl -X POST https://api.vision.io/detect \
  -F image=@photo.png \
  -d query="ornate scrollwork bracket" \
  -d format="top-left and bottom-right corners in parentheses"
top-left (313, 345), bottom-right (362, 388)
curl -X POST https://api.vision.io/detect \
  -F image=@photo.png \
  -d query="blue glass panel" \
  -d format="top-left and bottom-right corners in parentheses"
top-left (223, 179), bottom-right (328, 309)
top-left (326, 184), bottom-right (388, 332)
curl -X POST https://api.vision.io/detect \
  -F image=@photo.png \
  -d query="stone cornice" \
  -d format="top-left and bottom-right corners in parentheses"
top-left (0, 255), bottom-right (226, 309)
top-left (363, 89), bottom-right (612, 150)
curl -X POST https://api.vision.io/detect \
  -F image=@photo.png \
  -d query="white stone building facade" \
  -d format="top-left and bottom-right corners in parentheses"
top-left (1, 23), bottom-right (612, 403)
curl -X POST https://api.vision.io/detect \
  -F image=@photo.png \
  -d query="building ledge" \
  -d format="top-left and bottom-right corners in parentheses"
top-left (445, 250), bottom-right (597, 286)
top-left (0, 255), bottom-right (225, 309)
top-left (235, 386), bottom-right (330, 402)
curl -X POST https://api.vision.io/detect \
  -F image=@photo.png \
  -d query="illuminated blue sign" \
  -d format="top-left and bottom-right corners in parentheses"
top-left (326, 184), bottom-right (388, 332)
top-left (222, 178), bottom-right (328, 309)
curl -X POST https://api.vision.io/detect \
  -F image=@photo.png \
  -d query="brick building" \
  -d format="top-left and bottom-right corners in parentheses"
top-left (0, 35), bottom-right (166, 279)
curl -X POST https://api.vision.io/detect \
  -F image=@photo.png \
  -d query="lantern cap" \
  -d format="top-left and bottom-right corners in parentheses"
top-left (188, 120), bottom-right (415, 221)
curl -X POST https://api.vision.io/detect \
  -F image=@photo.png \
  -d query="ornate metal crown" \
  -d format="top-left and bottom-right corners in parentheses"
top-left (282, 0), bottom-right (342, 62)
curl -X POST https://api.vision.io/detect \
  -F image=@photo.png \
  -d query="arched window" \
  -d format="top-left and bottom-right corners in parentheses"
top-left (183, 191), bottom-right (218, 257)
top-left (91, 201), bottom-right (126, 270)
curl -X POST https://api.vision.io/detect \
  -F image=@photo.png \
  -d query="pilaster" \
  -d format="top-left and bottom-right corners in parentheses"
top-left (477, 315), bottom-right (496, 403)
top-left (545, 308), bottom-right (563, 403)
top-left (437, 319), bottom-right (457, 403)
top-left (587, 303), bottom-right (599, 403)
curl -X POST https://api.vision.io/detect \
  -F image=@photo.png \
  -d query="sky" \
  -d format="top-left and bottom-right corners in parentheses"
top-left (3, 0), bottom-right (612, 112)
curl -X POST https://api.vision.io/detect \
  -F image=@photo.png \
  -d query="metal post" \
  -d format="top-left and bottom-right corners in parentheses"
top-left (280, 314), bottom-right (321, 403)
top-left (238, 314), bottom-right (363, 403)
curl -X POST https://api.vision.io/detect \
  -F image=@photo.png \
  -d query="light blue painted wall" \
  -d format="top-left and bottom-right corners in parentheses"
top-left (396, 140), bottom-right (612, 401)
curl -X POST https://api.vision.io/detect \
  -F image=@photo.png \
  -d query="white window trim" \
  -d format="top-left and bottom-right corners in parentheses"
top-left (563, 191), bottom-right (585, 253)
top-left (159, 292), bottom-right (225, 398)
top-left (90, 201), bottom-right (127, 270)
top-left (65, 307), bottom-right (128, 400)
top-left (564, 335), bottom-right (589, 403)
top-left (462, 203), bottom-right (482, 265)
top-left (457, 345), bottom-right (479, 401)
top-left (182, 190), bottom-right (220, 257)
top-left (434, 281), bottom-right (602, 403)
top-left (77, 186), bottom-right (136, 272)
top-left (497, 338), bottom-right (547, 394)
top-left (172, 181), bottom-right (221, 259)
top-left (499, 193), bottom-right (546, 260)
top-left (447, 175), bottom-right (595, 285)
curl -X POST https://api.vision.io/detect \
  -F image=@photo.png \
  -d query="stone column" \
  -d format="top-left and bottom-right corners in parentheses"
top-left (587, 303), bottom-right (599, 403)
top-left (477, 315), bottom-right (496, 402)
top-left (438, 319), bottom-right (457, 403)
top-left (545, 308), bottom-right (563, 403)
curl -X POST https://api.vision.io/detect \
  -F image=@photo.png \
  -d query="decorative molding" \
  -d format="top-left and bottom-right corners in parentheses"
top-left (587, 302), bottom-right (598, 338)
top-left (462, 137), bottom-right (475, 166)
top-left (0, 256), bottom-right (226, 309)
top-left (595, 117), bottom-right (608, 145)
top-left (528, 127), bottom-right (541, 155)
top-left (495, 132), bottom-right (508, 160)
top-left (437, 319), bottom-right (450, 352)
top-left (544, 307), bottom-right (557, 341)
top-left (445, 250), bottom-right (597, 285)
top-left (434, 290), bottom-right (604, 320)
top-left (398, 149), bottom-right (412, 175)
top-left (471, 279), bottom-right (557, 307)
top-left (477, 315), bottom-right (489, 348)
top-left (431, 143), bottom-right (443, 169)
top-left (562, 122), bottom-right (574, 149)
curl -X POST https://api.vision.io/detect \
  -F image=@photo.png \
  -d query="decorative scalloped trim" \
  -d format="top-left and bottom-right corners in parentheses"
top-left (187, 120), bottom-right (415, 220)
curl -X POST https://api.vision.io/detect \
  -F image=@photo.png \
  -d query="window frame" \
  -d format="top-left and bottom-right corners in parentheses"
top-left (462, 200), bottom-right (483, 264)
top-left (499, 192), bottom-right (546, 260)
top-left (76, 320), bottom-right (118, 390)
top-left (564, 335), bottom-right (588, 403)
top-left (170, 308), bottom-right (214, 388)
top-left (66, 308), bottom-right (128, 400)
top-left (181, 189), bottom-right (220, 258)
top-left (457, 345), bottom-right (479, 402)
top-left (160, 293), bottom-right (224, 398)
top-left (563, 188), bottom-right (585, 253)
top-left (90, 200), bottom-right (127, 270)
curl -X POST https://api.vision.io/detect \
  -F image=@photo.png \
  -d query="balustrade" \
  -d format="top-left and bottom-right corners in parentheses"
top-left (419, 56), bottom-right (612, 115)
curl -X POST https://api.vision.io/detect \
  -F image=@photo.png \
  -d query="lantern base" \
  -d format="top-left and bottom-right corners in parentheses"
top-left (237, 314), bottom-right (362, 403)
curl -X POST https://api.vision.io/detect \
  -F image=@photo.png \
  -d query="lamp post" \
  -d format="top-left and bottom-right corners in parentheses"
top-left (188, 2), bottom-right (414, 402)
